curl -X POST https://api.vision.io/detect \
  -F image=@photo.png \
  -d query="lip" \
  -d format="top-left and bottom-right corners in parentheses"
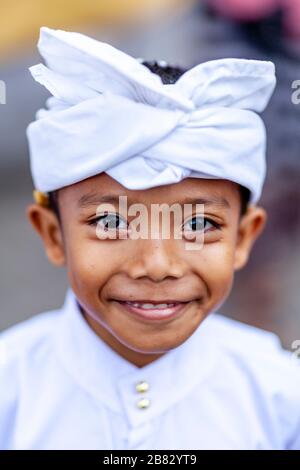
top-left (114, 300), bottom-right (192, 322)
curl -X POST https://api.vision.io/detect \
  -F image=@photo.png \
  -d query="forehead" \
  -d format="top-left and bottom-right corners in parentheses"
top-left (58, 172), bottom-right (241, 209)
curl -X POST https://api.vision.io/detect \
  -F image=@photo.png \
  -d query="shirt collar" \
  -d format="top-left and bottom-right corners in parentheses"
top-left (54, 288), bottom-right (218, 427)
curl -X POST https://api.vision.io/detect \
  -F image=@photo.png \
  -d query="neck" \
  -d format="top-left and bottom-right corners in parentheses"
top-left (80, 307), bottom-right (165, 368)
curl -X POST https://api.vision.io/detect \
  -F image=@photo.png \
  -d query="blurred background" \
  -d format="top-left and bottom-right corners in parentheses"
top-left (0, 0), bottom-right (299, 349)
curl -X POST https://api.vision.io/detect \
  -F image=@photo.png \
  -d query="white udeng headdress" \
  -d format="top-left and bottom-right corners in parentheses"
top-left (27, 27), bottom-right (276, 204)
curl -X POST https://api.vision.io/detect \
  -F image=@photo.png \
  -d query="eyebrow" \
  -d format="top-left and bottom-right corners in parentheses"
top-left (78, 193), bottom-right (124, 208)
top-left (77, 193), bottom-right (231, 209)
top-left (178, 196), bottom-right (231, 209)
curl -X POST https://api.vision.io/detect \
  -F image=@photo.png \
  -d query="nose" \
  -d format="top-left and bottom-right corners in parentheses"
top-left (125, 238), bottom-right (186, 282)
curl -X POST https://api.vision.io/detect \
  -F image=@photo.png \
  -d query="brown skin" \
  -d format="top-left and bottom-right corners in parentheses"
top-left (27, 173), bottom-right (266, 368)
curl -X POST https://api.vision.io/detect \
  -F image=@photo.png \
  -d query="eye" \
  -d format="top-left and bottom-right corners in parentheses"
top-left (182, 215), bottom-right (220, 234)
top-left (88, 213), bottom-right (128, 231)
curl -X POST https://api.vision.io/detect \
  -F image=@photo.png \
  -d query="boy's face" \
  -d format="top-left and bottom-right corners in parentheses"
top-left (28, 173), bottom-right (266, 367)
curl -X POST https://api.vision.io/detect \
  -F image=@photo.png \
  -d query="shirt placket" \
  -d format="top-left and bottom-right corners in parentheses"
top-left (117, 374), bottom-right (157, 449)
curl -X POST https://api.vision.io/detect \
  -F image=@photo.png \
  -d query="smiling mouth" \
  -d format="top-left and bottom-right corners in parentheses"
top-left (114, 300), bottom-right (192, 321)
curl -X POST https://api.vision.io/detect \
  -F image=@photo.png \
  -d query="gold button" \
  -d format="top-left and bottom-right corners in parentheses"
top-left (135, 380), bottom-right (149, 393)
top-left (136, 397), bottom-right (151, 409)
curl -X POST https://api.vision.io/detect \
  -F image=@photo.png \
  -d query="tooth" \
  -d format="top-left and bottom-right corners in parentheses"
top-left (126, 301), bottom-right (176, 309)
top-left (140, 303), bottom-right (173, 309)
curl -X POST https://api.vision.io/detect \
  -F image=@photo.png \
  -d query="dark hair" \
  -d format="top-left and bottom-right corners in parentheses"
top-left (239, 185), bottom-right (251, 217)
top-left (48, 190), bottom-right (60, 222)
top-left (48, 59), bottom-right (250, 217)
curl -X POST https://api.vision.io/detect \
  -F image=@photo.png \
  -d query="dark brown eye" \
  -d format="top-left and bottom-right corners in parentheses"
top-left (89, 213), bottom-right (128, 230)
top-left (182, 216), bottom-right (219, 233)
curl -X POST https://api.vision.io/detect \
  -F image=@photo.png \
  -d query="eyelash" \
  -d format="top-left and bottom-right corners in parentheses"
top-left (184, 217), bottom-right (221, 232)
top-left (87, 214), bottom-right (222, 232)
top-left (87, 214), bottom-right (127, 228)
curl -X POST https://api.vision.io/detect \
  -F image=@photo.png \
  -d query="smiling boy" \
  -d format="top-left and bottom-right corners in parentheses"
top-left (0, 27), bottom-right (299, 450)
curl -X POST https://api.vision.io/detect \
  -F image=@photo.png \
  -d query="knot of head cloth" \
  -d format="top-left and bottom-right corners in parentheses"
top-left (26, 27), bottom-right (276, 204)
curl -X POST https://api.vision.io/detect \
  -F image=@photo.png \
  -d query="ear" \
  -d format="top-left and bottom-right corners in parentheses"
top-left (234, 205), bottom-right (267, 271)
top-left (27, 204), bottom-right (66, 266)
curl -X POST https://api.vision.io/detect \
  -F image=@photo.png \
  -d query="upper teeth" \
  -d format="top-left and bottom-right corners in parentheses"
top-left (126, 302), bottom-right (176, 309)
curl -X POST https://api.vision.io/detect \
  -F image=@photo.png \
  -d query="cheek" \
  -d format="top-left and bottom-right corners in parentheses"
top-left (193, 241), bottom-right (236, 299)
top-left (64, 233), bottom-right (123, 293)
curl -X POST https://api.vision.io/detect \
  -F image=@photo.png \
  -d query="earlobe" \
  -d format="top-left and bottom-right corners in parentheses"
top-left (234, 205), bottom-right (267, 271)
top-left (27, 204), bottom-right (66, 266)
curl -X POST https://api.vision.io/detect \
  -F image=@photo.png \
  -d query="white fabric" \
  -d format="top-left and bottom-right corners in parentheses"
top-left (0, 288), bottom-right (299, 450)
top-left (26, 27), bottom-right (276, 204)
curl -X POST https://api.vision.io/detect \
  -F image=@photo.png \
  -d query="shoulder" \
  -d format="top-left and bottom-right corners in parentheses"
top-left (206, 312), bottom-right (298, 377)
top-left (0, 307), bottom-right (63, 449)
top-left (206, 312), bottom-right (284, 352)
top-left (0, 307), bottom-right (62, 362)
top-left (205, 312), bottom-right (300, 449)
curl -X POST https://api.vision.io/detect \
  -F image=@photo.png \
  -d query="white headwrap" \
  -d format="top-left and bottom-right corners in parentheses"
top-left (27, 27), bottom-right (276, 204)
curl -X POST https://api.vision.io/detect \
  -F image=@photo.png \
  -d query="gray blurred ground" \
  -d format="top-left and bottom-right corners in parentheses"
top-left (0, 3), bottom-right (299, 349)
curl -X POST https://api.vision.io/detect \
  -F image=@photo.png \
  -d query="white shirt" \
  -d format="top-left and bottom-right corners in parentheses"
top-left (0, 288), bottom-right (299, 450)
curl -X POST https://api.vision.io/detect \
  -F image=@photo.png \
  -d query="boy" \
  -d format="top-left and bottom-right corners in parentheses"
top-left (0, 26), bottom-right (299, 450)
